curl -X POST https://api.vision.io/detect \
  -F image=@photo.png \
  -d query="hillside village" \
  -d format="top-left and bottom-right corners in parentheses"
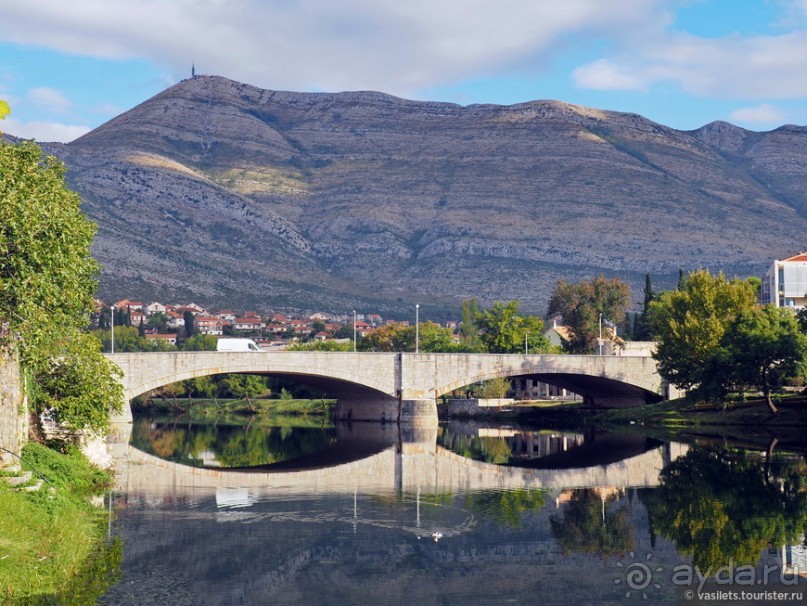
top-left (99, 298), bottom-right (460, 349)
top-left (98, 252), bottom-right (807, 352)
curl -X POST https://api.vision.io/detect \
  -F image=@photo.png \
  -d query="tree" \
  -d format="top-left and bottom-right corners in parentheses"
top-left (0, 140), bottom-right (122, 431)
top-left (358, 322), bottom-right (456, 352)
top-left (184, 311), bottom-right (195, 338)
top-left (547, 276), bottom-right (631, 353)
top-left (181, 333), bottom-right (218, 351)
top-left (288, 340), bottom-right (353, 351)
top-left (458, 298), bottom-right (485, 351)
top-left (702, 306), bottom-right (807, 414)
top-left (358, 323), bottom-right (411, 352)
top-left (475, 300), bottom-right (549, 353)
top-left (147, 311), bottom-right (169, 332)
top-left (797, 308), bottom-right (807, 334)
top-left (632, 273), bottom-right (655, 341)
top-left (645, 270), bottom-right (757, 391)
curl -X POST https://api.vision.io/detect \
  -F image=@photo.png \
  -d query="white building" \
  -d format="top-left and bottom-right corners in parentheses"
top-left (761, 252), bottom-right (807, 310)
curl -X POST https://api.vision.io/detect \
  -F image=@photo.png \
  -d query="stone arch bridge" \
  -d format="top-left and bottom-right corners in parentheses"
top-left (106, 352), bottom-right (674, 425)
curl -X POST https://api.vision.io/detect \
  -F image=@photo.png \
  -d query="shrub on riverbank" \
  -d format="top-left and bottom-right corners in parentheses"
top-left (0, 443), bottom-right (121, 604)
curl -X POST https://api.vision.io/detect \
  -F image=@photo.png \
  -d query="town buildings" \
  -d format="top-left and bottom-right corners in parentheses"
top-left (761, 252), bottom-right (807, 310)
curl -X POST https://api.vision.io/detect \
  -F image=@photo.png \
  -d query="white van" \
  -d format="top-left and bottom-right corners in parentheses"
top-left (216, 338), bottom-right (262, 352)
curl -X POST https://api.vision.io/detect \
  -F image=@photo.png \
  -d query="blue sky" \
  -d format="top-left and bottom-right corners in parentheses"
top-left (1, 0), bottom-right (805, 142)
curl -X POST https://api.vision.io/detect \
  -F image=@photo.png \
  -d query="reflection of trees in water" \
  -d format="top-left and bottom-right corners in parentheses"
top-left (550, 489), bottom-right (634, 556)
top-left (464, 489), bottom-right (546, 528)
top-left (130, 418), bottom-right (336, 468)
top-left (642, 448), bottom-right (807, 571)
top-left (439, 430), bottom-right (511, 464)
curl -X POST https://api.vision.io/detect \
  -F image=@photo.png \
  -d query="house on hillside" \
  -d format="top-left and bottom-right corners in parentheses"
top-left (195, 316), bottom-right (224, 335)
top-left (761, 252), bottom-right (807, 310)
top-left (216, 310), bottom-right (237, 323)
top-left (234, 317), bottom-right (265, 331)
top-left (144, 302), bottom-right (166, 315)
top-left (146, 333), bottom-right (178, 346)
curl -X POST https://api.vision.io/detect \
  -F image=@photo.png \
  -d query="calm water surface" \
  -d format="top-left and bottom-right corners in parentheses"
top-left (98, 416), bottom-right (807, 605)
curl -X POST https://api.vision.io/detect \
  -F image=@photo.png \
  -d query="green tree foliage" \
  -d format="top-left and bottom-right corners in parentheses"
top-left (702, 306), bottom-right (807, 414)
top-left (183, 310), bottom-right (195, 338)
top-left (288, 340), bottom-right (353, 351)
top-left (476, 377), bottom-right (511, 398)
top-left (645, 270), bottom-right (758, 391)
top-left (146, 311), bottom-right (169, 332)
top-left (181, 333), bottom-right (218, 351)
top-left (0, 141), bottom-right (122, 431)
top-left (358, 323), bottom-right (411, 351)
top-left (546, 276), bottom-right (631, 353)
top-left (90, 326), bottom-right (176, 353)
top-left (358, 321), bottom-right (456, 352)
top-left (797, 308), bottom-right (807, 334)
top-left (475, 300), bottom-right (550, 353)
top-left (216, 374), bottom-right (267, 404)
top-left (459, 298), bottom-right (485, 351)
top-left (643, 448), bottom-right (807, 571)
top-left (34, 333), bottom-right (123, 432)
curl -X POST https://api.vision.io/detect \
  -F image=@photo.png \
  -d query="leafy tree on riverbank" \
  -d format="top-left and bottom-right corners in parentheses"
top-left (0, 140), bottom-right (122, 431)
top-left (645, 269), bottom-right (757, 392)
top-left (701, 307), bottom-right (807, 414)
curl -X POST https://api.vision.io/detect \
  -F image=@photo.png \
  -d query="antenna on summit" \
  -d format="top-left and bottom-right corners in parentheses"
top-left (191, 62), bottom-right (196, 78)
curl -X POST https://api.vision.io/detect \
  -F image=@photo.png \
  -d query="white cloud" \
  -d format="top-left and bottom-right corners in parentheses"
top-left (28, 87), bottom-right (72, 113)
top-left (571, 59), bottom-right (648, 91)
top-left (0, 0), bottom-right (666, 97)
top-left (3, 117), bottom-right (91, 143)
top-left (729, 103), bottom-right (787, 124)
top-left (573, 30), bottom-right (807, 100)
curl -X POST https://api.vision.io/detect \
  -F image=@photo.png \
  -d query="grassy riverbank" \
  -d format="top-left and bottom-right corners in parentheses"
top-left (0, 443), bottom-right (121, 605)
top-left (142, 397), bottom-right (336, 418)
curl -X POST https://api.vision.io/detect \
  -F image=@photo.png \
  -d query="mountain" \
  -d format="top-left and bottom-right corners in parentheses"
top-left (37, 75), bottom-right (807, 317)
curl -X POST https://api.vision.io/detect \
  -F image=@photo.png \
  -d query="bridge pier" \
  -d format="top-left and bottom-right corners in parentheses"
top-left (334, 397), bottom-right (438, 427)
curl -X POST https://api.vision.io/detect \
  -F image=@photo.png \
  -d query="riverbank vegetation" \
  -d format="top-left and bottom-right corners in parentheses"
top-left (0, 443), bottom-right (121, 604)
top-left (0, 138), bottom-right (122, 433)
top-left (646, 270), bottom-right (807, 414)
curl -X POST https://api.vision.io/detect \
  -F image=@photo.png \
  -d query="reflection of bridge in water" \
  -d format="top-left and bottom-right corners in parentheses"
top-left (110, 422), bottom-right (688, 499)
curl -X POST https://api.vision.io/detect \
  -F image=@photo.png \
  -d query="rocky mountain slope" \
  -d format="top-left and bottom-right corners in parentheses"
top-left (39, 75), bottom-right (807, 316)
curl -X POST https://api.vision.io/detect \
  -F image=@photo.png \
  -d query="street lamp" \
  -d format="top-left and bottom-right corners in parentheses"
top-left (598, 313), bottom-right (603, 356)
top-left (415, 304), bottom-right (420, 353)
top-left (110, 305), bottom-right (115, 354)
top-left (352, 310), bottom-right (357, 352)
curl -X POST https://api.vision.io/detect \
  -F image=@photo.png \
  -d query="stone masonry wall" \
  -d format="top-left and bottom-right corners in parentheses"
top-left (0, 346), bottom-right (27, 462)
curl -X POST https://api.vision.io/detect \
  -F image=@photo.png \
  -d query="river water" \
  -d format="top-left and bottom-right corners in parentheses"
top-left (97, 415), bottom-right (807, 605)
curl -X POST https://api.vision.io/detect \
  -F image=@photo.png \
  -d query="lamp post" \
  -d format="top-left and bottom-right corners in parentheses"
top-left (352, 310), bottom-right (357, 352)
top-left (415, 304), bottom-right (420, 353)
top-left (525, 331), bottom-right (528, 355)
top-left (110, 305), bottom-right (115, 354)
top-left (598, 313), bottom-right (603, 356)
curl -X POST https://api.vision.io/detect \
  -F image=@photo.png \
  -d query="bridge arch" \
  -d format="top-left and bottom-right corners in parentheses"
top-left (429, 354), bottom-right (667, 406)
top-left (106, 351), bottom-right (402, 423)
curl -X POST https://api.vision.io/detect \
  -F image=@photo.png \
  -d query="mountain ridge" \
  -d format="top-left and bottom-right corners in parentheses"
top-left (24, 75), bottom-right (807, 316)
